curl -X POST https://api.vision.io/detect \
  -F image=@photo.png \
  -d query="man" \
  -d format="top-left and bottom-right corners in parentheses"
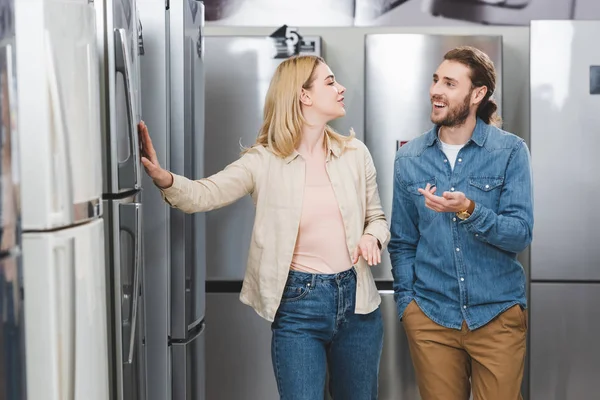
top-left (388, 46), bottom-right (533, 400)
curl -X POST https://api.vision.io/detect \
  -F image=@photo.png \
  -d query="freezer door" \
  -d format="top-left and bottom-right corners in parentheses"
top-left (530, 21), bottom-right (600, 281)
top-left (171, 322), bottom-right (206, 400)
top-left (103, 195), bottom-right (145, 400)
top-left (97, 0), bottom-right (142, 195)
top-left (364, 33), bottom-right (503, 281)
top-left (205, 292), bottom-right (277, 399)
top-left (529, 283), bottom-right (600, 400)
top-left (22, 219), bottom-right (110, 400)
top-left (16, 0), bottom-right (103, 231)
top-left (203, 35), bottom-right (321, 281)
top-left (170, 0), bottom-right (206, 338)
top-left (0, 252), bottom-right (25, 400)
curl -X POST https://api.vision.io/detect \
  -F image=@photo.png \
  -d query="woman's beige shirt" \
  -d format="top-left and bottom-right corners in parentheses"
top-left (160, 135), bottom-right (390, 322)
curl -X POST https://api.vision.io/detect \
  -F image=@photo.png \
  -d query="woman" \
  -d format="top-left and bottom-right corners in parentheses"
top-left (140, 55), bottom-right (390, 399)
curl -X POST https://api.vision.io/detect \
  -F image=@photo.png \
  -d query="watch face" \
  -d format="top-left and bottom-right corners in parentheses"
top-left (457, 211), bottom-right (470, 220)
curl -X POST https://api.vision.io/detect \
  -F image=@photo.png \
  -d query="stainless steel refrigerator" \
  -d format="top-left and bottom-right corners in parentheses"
top-left (364, 33), bottom-right (503, 399)
top-left (203, 35), bottom-right (321, 400)
top-left (0, 1), bottom-right (23, 397)
top-left (137, 1), bottom-right (206, 399)
top-left (529, 20), bottom-right (600, 400)
top-left (95, 0), bottom-right (146, 399)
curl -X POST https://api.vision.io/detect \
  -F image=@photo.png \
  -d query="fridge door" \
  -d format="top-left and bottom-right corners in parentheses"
top-left (170, 0), bottom-right (206, 339)
top-left (171, 322), bottom-right (206, 400)
top-left (0, 36), bottom-right (19, 254)
top-left (0, 252), bottom-right (25, 400)
top-left (22, 219), bottom-right (110, 400)
top-left (203, 35), bottom-right (321, 281)
top-left (529, 283), bottom-right (600, 400)
top-left (530, 20), bottom-right (600, 281)
top-left (103, 194), bottom-right (145, 400)
top-left (137, 1), bottom-right (171, 399)
top-left (16, 0), bottom-right (103, 231)
top-left (96, 0), bottom-right (142, 195)
top-left (364, 33), bottom-right (503, 281)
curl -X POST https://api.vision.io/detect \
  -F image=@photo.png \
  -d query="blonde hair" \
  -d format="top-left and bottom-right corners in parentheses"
top-left (244, 55), bottom-right (354, 158)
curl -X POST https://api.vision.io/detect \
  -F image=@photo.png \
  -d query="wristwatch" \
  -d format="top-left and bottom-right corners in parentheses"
top-left (456, 200), bottom-right (475, 220)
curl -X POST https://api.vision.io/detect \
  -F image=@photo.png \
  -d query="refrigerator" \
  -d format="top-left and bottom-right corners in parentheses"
top-left (364, 34), bottom-right (503, 399)
top-left (95, 0), bottom-right (146, 399)
top-left (137, 1), bottom-right (206, 399)
top-left (203, 35), bottom-right (321, 400)
top-left (15, 0), bottom-right (110, 399)
top-left (0, 0), bottom-right (24, 398)
top-left (529, 20), bottom-right (600, 400)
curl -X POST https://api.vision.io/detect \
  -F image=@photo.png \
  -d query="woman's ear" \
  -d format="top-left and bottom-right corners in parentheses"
top-left (300, 88), bottom-right (312, 106)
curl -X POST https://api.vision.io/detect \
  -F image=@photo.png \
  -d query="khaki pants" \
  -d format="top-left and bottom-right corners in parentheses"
top-left (403, 301), bottom-right (527, 400)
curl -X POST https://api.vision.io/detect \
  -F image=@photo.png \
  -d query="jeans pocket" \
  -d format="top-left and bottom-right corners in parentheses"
top-left (280, 284), bottom-right (310, 303)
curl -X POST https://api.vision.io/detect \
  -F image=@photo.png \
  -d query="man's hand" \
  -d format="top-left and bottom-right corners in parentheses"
top-left (417, 183), bottom-right (471, 213)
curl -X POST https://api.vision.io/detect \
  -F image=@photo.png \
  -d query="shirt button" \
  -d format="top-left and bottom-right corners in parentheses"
top-left (443, 159), bottom-right (448, 163)
top-left (463, 305), bottom-right (467, 309)
top-left (456, 248), bottom-right (460, 252)
top-left (485, 184), bottom-right (490, 189)
top-left (452, 217), bottom-right (456, 222)
top-left (460, 277), bottom-right (465, 281)
top-left (458, 158), bottom-right (462, 162)
top-left (450, 187), bottom-right (455, 191)
top-left (475, 234), bottom-right (479, 237)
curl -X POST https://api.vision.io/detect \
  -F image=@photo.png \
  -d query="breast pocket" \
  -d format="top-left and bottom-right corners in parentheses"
top-left (406, 177), bottom-right (439, 222)
top-left (468, 176), bottom-right (504, 210)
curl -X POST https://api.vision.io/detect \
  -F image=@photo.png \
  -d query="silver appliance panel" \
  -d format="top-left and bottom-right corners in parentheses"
top-left (529, 283), bottom-right (600, 400)
top-left (137, 1), bottom-right (170, 399)
top-left (423, 0), bottom-right (574, 25)
top-left (205, 292), bottom-right (278, 400)
top-left (172, 323), bottom-right (206, 400)
top-left (169, 0), bottom-right (206, 340)
top-left (530, 20), bottom-right (600, 281)
top-left (203, 35), bottom-right (321, 281)
top-left (103, 195), bottom-right (145, 400)
top-left (97, 0), bottom-right (142, 195)
top-left (364, 33), bottom-right (503, 281)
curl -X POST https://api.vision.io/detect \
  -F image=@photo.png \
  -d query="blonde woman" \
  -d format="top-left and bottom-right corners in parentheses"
top-left (139, 55), bottom-right (390, 400)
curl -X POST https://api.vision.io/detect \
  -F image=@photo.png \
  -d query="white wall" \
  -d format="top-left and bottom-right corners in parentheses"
top-left (204, 26), bottom-right (531, 144)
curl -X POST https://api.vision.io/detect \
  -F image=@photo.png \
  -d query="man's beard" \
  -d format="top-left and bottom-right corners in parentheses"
top-left (431, 91), bottom-right (471, 127)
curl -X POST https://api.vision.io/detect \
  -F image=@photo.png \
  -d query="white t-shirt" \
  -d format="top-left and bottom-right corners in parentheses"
top-left (440, 141), bottom-right (465, 170)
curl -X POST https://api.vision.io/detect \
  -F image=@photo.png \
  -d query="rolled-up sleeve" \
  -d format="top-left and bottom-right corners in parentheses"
top-left (159, 147), bottom-right (260, 214)
top-left (362, 145), bottom-right (391, 249)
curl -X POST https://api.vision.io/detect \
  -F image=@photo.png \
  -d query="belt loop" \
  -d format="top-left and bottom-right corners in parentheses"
top-left (309, 274), bottom-right (316, 288)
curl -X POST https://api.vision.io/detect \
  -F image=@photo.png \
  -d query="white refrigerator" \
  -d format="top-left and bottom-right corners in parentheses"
top-left (15, 0), bottom-right (110, 399)
top-left (0, 0), bottom-right (24, 397)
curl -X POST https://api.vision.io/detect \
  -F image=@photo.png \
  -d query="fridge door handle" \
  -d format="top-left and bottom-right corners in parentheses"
top-left (120, 202), bottom-right (142, 364)
top-left (53, 237), bottom-right (76, 400)
top-left (114, 28), bottom-right (141, 191)
top-left (44, 30), bottom-right (74, 224)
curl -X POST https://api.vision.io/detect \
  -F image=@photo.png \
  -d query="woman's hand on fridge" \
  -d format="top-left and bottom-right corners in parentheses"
top-left (138, 121), bottom-right (173, 189)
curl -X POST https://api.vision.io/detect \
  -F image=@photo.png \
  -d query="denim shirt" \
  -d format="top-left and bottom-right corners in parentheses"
top-left (389, 118), bottom-right (533, 330)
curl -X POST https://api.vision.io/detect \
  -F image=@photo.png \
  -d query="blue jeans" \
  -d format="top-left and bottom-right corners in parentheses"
top-left (271, 267), bottom-right (384, 400)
